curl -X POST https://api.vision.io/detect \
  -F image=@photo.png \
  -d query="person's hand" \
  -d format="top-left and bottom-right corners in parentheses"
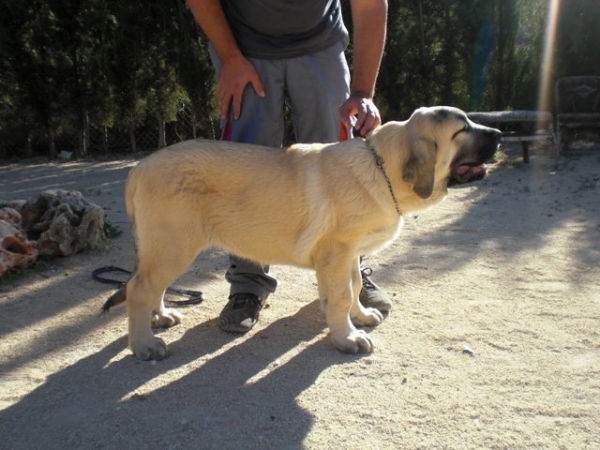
top-left (339, 94), bottom-right (381, 137)
top-left (217, 55), bottom-right (265, 120)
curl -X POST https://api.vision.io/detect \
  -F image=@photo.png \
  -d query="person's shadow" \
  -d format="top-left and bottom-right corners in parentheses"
top-left (0, 300), bottom-right (364, 449)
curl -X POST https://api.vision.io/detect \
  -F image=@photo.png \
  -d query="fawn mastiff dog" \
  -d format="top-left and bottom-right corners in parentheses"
top-left (103, 106), bottom-right (501, 360)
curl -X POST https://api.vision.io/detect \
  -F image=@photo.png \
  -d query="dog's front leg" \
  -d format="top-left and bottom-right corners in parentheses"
top-left (315, 249), bottom-right (375, 354)
top-left (349, 258), bottom-right (384, 327)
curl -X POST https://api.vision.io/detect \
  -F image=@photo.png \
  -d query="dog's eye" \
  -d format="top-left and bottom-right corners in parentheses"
top-left (452, 124), bottom-right (469, 139)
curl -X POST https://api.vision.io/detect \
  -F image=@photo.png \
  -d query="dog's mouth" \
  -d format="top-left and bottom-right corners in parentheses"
top-left (448, 163), bottom-right (488, 186)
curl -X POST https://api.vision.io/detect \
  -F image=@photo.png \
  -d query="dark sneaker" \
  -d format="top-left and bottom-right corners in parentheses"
top-left (219, 293), bottom-right (266, 333)
top-left (359, 267), bottom-right (392, 316)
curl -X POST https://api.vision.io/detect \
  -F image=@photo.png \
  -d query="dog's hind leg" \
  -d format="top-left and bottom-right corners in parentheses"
top-left (314, 246), bottom-right (375, 354)
top-left (127, 223), bottom-right (205, 360)
top-left (349, 258), bottom-right (384, 327)
top-left (126, 273), bottom-right (171, 360)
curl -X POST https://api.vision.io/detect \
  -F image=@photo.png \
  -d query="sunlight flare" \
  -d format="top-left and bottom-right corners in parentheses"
top-left (537, 0), bottom-right (561, 117)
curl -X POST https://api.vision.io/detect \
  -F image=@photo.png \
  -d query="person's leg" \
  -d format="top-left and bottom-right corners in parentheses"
top-left (209, 48), bottom-right (285, 331)
top-left (285, 41), bottom-right (350, 143)
top-left (285, 42), bottom-right (392, 316)
top-left (225, 258), bottom-right (276, 299)
top-left (209, 45), bottom-right (287, 147)
top-left (358, 259), bottom-right (392, 317)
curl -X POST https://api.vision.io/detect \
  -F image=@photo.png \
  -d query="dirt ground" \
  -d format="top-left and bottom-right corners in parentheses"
top-left (0, 141), bottom-right (598, 450)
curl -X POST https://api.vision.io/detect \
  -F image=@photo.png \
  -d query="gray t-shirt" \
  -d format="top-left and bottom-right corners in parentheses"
top-left (221, 0), bottom-right (349, 59)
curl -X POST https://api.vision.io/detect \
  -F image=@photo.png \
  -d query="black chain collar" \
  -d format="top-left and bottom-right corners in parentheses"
top-left (368, 144), bottom-right (402, 215)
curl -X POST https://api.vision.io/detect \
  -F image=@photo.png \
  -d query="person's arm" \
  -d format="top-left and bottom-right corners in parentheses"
top-left (186, 0), bottom-right (264, 119)
top-left (340, 0), bottom-right (387, 136)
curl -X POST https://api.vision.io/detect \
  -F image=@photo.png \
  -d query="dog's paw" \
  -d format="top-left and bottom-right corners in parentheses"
top-left (151, 308), bottom-right (183, 328)
top-left (352, 307), bottom-right (384, 327)
top-left (130, 335), bottom-right (169, 361)
top-left (330, 328), bottom-right (375, 354)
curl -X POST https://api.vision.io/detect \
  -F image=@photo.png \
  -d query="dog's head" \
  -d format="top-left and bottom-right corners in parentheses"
top-left (368, 106), bottom-right (501, 207)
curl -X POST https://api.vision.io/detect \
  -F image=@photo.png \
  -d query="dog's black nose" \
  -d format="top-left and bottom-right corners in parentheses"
top-left (491, 128), bottom-right (502, 143)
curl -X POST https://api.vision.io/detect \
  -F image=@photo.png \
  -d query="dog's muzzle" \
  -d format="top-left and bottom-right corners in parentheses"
top-left (449, 127), bottom-right (501, 186)
top-left (449, 164), bottom-right (488, 185)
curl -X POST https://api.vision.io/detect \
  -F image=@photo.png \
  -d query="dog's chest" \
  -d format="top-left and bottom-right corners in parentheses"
top-left (358, 218), bottom-right (404, 255)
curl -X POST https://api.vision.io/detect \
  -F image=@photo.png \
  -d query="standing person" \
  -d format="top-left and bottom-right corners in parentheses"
top-left (186, 0), bottom-right (391, 333)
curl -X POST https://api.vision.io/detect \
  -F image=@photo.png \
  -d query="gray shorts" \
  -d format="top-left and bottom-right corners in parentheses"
top-left (209, 41), bottom-right (351, 299)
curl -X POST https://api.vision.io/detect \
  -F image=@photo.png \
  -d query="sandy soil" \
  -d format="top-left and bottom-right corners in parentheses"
top-left (0, 142), bottom-right (599, 450)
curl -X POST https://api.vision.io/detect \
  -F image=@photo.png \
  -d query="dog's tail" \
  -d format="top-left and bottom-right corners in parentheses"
top-left (101, 285), bottom-right (127, 313)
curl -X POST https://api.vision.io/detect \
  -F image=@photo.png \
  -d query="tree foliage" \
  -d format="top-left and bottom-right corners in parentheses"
top-left (554, 0), bottom-right (600, 77)
top-left (0, 0), bottom-right (598, 158)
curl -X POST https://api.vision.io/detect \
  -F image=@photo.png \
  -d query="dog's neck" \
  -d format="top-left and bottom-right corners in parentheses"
top-left (367, 143), bottom-right (402, 216)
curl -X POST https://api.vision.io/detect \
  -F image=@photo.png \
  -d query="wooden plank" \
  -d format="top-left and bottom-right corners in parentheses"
top-left (502, 135), bottom-right (552, 143)
top-left (557, 113), bottom-right (600, 121)
top-left (468, 110), bottom-right (552, 123)
top-left (560, 122), bottom-right (600, 128)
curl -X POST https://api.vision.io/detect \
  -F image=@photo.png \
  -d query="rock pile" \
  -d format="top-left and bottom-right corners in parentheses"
top-left (0, 190), bottom-right (106, 276)
top-left (0, 207), bottom-right (38, 277)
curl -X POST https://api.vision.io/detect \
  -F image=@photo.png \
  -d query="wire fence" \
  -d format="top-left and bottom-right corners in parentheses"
top-left (0, 103), bottom-right (218, 160)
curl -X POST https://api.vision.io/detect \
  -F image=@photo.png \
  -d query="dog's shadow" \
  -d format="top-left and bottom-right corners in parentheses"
top-left (0, 300), bottom-right (362, 449)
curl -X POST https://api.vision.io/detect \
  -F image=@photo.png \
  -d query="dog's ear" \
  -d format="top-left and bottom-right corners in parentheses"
top-left (403, 137), bottom-right (436, 199)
